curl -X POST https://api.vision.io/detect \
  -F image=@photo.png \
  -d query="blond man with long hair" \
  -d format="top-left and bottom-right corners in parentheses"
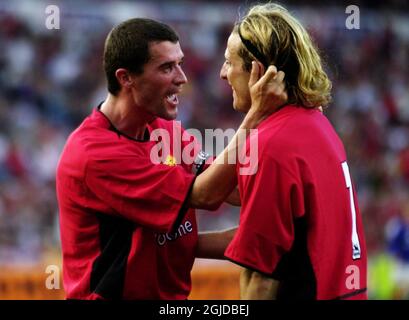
top-left (220, 3), bottom-right (367, 300)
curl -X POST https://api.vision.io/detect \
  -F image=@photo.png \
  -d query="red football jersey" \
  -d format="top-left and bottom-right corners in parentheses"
top-left (225, 105), bottom-right (367, 300)
top-left (56, 109), bottom-right (199, 300)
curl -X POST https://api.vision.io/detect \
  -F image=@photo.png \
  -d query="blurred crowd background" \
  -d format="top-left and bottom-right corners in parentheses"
top-left (0, 0), bottom-right (408, 299)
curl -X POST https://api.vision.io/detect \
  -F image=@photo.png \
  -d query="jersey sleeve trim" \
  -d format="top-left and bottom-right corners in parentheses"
top-left (225, 256), bottom-right (279, 280)
top-left (169, 176), bottom-right (196, 234)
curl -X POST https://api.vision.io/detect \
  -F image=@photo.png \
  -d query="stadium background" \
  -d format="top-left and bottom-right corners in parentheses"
top-left (0, 0), bottom-right (408, 299)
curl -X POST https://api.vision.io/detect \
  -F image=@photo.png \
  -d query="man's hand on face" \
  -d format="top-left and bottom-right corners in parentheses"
top-left (247, 61), bottom-right (288, 123)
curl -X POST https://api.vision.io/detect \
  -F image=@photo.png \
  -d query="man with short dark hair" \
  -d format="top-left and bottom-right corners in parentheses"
top-left (56, 18), bottom-right (287, 299)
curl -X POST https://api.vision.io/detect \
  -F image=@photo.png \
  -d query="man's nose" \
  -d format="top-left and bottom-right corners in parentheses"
top-left (174, 65), bottom-right (188, 85)
top-left (220, 63), bottom-right (227, 80)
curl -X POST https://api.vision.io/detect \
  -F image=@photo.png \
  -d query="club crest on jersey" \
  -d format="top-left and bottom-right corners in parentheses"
top-left (163, 154), bottom-right (177, 166)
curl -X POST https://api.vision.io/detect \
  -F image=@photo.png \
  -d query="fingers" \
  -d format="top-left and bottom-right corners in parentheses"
top-left (258, 65), bottom-right (278, 86)
top-left (257, 67), bottom-right (286, 100)
top-left (266, 68), bottom-right (286, 94)
top-left (274, 70), bottom-right (285, 84)
top-left (249, 63), bottom-right (288, 106)
top-left (256, 61), bottom-right (265, 78)
top-left (274, 71), bottom-right (286, 94)
top-left (248, 61), bottom-right (260, 88)
top-left (263, 67), bottom-right (288, 105)
top-left (274, 70), bottom-right (288, 102)
top-left (248, 61), bottom-right (267, 88)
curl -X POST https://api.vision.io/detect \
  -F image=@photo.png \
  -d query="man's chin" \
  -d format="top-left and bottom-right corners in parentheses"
top-left (162, 110), bottom-right (178, 121)
top-left (233, 103), bottom-right (249, 114)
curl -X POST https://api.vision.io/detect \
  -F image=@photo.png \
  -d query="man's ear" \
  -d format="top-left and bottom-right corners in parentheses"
top-left (115, 68), bottom-right (133, 89)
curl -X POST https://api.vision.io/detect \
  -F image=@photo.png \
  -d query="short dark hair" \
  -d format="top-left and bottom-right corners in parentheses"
top-left (103, 18), bottom-right (179, 95)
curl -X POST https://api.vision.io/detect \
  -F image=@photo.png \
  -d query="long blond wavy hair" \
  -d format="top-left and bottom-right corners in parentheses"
top-left (235, 3), bottom-right (332, 108)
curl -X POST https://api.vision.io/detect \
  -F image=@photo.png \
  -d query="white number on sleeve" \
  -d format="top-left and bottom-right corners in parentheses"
top-left (341, 161), bottom-right (361, 260)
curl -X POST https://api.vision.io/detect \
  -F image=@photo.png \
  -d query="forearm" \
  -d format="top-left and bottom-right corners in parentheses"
top-left (225, 187), bottom-right (241, 206)
top-left (196, 227), bottom-right (237, 259)
top-left (240, 269), bottom-right (279, 300)
top-left (188, 115), bottom-right (258, 210)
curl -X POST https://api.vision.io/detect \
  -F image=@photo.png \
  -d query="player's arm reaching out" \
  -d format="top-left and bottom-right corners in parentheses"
top-left (199, 159), bottom-right (241, 207)
top-left (240, 268), bottom-right (279, 300)
top-left (225, 187), bottom-right (241, 206)
top-left (196, 227), bottom-right (237, 259)
top-left (188, 63), bottom-right (286, 210)
top-left (192, 157), bottom-right (238, 258)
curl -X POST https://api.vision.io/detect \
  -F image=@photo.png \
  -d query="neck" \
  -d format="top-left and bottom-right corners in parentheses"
top-left (100, 93), bottom-right (153, 140)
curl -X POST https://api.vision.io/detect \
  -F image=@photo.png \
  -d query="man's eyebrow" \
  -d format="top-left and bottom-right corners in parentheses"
top-left (158, 57), bottom-right (184, 68)
top-left (159, 61), bottom-right (173, 67)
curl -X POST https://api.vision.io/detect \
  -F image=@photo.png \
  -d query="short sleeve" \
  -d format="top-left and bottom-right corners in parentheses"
top-left (85, 155), bottom-right (195, 233)
top-left (225, 154), bottom-right (304, 276)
